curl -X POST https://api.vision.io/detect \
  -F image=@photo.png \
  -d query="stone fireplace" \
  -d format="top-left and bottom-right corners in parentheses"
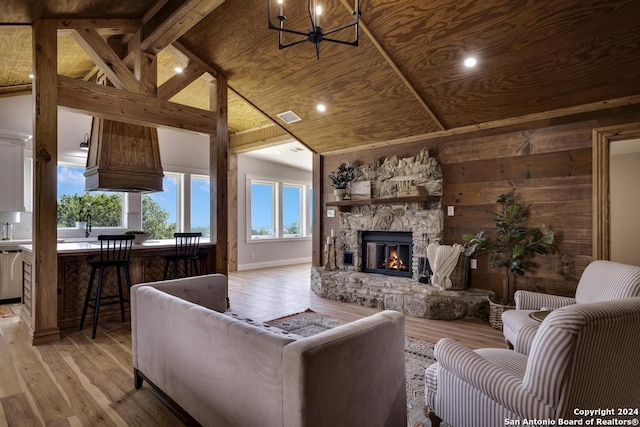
top-left (339, 203), bottom-right (443, 280)
top-left (311, 148), bottom-right (494, 321)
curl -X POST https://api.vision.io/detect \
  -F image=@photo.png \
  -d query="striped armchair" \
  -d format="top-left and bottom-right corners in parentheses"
top-left (502, 260), bottom-right (640, 354)
top-left (425, 297), bottom-right (640, 427)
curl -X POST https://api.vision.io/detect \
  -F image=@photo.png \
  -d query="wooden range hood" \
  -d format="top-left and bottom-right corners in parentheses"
top-left (85, 117), bottom-right (164, 193)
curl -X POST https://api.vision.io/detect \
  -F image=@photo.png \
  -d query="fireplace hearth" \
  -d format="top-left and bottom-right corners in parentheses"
top-left (362, 231), bottom-right (412, 277)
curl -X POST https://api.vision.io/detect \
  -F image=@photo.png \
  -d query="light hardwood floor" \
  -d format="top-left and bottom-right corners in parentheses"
top-left (0, 264), bottom-right (505, 426)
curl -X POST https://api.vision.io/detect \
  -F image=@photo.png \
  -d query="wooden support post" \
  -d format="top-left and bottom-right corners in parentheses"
top-left (210, 78), bottom-right (229, 276)
top-left (312, 153), bottom-right (323, 266)
top-left (31, 19), bottom-right (61, 344)
top-left (228, 153), bottom-right (238, 272)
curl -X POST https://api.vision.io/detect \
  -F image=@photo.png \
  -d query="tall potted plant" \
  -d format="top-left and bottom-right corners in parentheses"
top-left (463, 193), bottom-right (555, 329)
top-left (329, 162), bottom-right (356, 200)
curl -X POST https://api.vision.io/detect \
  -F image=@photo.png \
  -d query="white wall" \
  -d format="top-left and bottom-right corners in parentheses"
top-left (610, 151), bottom-right (640, 266)
top-left (237, 155), bottom-right (312, 270)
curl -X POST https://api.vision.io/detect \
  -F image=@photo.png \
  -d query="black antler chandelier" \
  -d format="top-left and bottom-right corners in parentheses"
top-left (267, 0), bottom-right (360, 59)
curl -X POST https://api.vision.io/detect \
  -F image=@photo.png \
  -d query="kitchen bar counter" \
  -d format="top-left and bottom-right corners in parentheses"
top-left (20, 238), bottom-right (217, 331)
top-left (19, 238), bottom-right (213, 254)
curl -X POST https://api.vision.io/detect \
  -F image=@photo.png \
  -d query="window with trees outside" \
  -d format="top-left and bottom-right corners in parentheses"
top-left (56, 165), bottom-right (207, 239)
top-left (142, 174), bottom-right (180, 239)
top-left (56, 164), bottom-right (123, 228)
top-left (249, 178), bottom-right (312, 240)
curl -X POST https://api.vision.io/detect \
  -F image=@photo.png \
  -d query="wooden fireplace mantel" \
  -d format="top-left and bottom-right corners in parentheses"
top-left (325, 195), bottom-right (441, 212)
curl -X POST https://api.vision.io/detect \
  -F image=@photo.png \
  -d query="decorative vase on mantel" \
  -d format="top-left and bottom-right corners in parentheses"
top-left (333, 188), bottom-right (347, 201)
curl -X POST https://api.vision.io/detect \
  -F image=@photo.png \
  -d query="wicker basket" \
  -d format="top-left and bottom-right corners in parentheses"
top-left (489, 299), bottom-right (515, 330)
top-left (448, 253), bottom-right (469, 290)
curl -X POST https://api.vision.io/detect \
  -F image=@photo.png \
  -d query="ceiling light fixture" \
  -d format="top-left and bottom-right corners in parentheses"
top-left (28, 73), bottom-right (34, 79)
top-left (174, 66), bottom-right (184, 74)
top-left (316, 103), bottom-right (326, 112)
top-left (464, 57), bottom-right (478, 68)
top-left (268, 0), bottom-right (361, 60)
top-left (79, 133), bottom-right (90, 151)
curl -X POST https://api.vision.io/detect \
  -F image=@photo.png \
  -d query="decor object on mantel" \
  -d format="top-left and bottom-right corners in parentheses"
top-left (463, 193), bottom-right (555, 330)
top-left (267, 0), bottom-right (361, 60)
top-left (390, 174), bottom-right (428, 197)
top-left (329, 162), bottom-right (356, 200)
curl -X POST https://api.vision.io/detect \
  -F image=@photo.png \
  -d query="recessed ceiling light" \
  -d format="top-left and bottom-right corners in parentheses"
top-left (28, 73), bottom-right (34, 79)
top-left (316, 104), bottom-right (326, 112)
top-left (463, 57), bottom-right (477, 68)
top-left (174, 66), bottom-right (184, 73)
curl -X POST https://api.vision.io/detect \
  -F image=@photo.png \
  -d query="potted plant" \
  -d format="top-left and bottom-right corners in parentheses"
top-left (329, 162), bottom-right (356, 200)
top-left (463, 193), bottom-right (555, 329)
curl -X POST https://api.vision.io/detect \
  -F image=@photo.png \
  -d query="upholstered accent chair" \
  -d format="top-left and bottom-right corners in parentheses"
top-left (425, 297), bottom-right (640, 427)
top-left (502, 260), bottom-right (640, 354)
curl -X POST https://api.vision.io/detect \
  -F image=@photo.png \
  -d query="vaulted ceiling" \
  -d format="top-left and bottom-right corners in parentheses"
top-left (1, 0), bottom-right (640, 154)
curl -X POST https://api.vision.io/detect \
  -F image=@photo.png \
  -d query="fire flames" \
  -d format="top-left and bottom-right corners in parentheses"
top-left (380, 247), bottom-right (407, 271)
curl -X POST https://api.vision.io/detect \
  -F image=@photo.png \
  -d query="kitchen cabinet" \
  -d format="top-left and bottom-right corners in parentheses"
top-left (0, 131), bottom-right (27, 212)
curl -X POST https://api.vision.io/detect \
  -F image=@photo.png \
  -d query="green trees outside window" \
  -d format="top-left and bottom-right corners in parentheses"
top-left (57, 193), bottom-right (176, 239)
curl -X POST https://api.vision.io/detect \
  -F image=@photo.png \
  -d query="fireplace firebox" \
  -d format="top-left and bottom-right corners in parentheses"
top-left (362, 231), bottom-right (412, 277)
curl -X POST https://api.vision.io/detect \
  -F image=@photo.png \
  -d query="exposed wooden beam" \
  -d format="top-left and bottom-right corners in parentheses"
top-left (170, 41), bottom-right (219, 80)
top-left (81, 66), bottom-right (99, 82)
top-left (57, 19), bottom-right (141, 35)
top-left (57, 75), bottom-right (216, 135)
top-left (141, 0), bottom-right (225, 54)
top-left (210, 77), bottom-right (229, 276)
top-left (321, 94), bottom-right (640, 155)
top-left (31, 19), bottom-right (61, 345)
top-left (228, 153), bottom-right (238, 272)
top-left (312, 153), bottom-right (322, 267)
top-left (72, 28), bottom-right (145, 93)
top-left (0, 84), bottom-right (32, 98)
top-left (338, 0), bottom-right (446, 132)
top-left (157, 61), bottom-right (205, 99)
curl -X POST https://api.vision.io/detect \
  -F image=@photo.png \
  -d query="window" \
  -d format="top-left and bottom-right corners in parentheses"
top-left (248, 178), bottom-right (312, 241)
top-left (250, 181), bottom-right (276, 239)
top-left (142, 174), bottom-right (180, 239)
top-left (56, 164), bottom-right (123, 228)
top-left (283, 184), bottom-right (302, 237)
top-left (190, 175), bottom-right (211, 237)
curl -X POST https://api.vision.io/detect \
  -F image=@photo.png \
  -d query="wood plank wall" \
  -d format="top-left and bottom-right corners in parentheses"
top-left (321, 108), bottom-right (640, 299)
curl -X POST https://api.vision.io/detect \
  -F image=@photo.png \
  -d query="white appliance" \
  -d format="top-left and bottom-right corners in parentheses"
top-left (0, 250), bottom-right (22, 301)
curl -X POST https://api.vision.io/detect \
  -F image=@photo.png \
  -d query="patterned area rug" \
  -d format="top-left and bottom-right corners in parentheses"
top-left (0, 303), bottom-right (21, 318)
top-left (266, 311), bottom-right (437, 427)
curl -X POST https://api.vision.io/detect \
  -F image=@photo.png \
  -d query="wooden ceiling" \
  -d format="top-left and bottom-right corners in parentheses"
top-left (1, 0), bottom-right (640, 154)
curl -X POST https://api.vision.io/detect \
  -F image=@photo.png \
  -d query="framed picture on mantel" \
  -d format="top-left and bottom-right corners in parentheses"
top-left (349, 180), bottom-right (371, 200)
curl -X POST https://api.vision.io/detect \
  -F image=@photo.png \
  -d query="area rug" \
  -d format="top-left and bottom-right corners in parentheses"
top-left (266, 310), bottom-right (437, 427)
top-left (0, 303), bottom-right (21, 318)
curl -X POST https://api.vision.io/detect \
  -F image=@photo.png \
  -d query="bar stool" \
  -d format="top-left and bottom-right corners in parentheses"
top-left (162, 232), bottom-right (202, 279)
top-left (79, 234), bottom-right (134, 339)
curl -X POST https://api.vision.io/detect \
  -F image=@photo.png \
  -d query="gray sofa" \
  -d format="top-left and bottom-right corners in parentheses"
top-left (131, 274), bottom-right (407, 427)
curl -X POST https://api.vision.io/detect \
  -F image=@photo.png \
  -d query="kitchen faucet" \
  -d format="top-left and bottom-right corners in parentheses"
top-left (85, 214), bottom-right (92, 238)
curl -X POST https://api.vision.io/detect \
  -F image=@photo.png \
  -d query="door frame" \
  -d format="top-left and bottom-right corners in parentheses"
top-left (592, 123), bottom-right (640, 260)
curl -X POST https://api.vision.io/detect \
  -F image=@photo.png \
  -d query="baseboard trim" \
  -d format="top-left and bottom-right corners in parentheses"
top-left (237, 257), bottom-right (311, 271)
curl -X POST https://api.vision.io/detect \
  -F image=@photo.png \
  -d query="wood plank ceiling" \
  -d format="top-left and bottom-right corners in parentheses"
top-left (1, 0), bottom-right (640, 154)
